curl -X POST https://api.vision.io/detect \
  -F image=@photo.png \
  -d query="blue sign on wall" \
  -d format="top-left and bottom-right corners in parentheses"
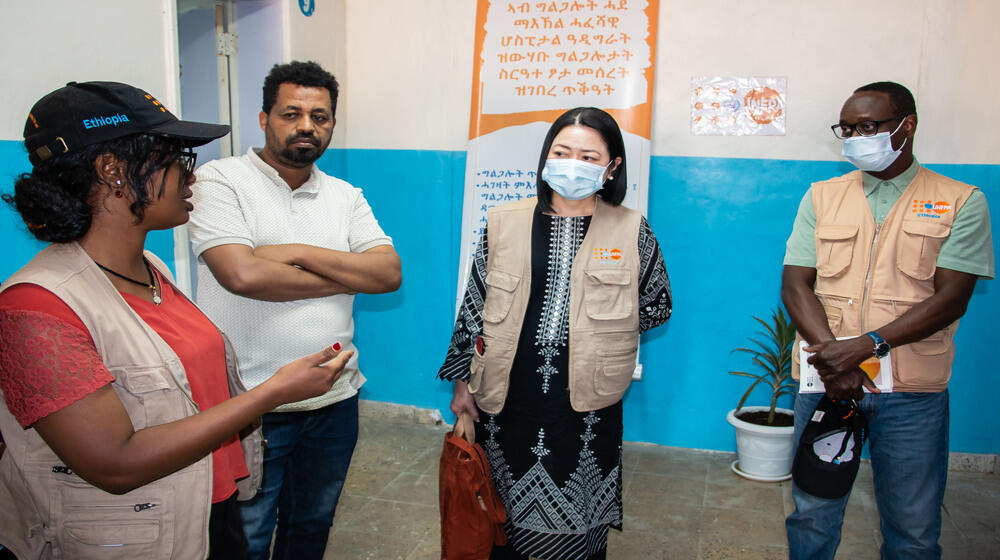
top-left (299, 0), bottom-right (314, 17)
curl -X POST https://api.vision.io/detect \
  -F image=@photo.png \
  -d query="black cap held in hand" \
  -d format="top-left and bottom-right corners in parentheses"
top-left (792, 397), bottom-right (868, 500)
top-left (23, 81), bottom-right (230, 165)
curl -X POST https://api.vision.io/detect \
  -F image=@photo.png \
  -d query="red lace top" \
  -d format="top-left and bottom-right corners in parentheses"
top-left (0, 274), bottom-right (248, 503)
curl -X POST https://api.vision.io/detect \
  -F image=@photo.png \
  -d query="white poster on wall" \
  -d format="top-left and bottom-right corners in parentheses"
top-left (690, 76), bottom-right (786, 136)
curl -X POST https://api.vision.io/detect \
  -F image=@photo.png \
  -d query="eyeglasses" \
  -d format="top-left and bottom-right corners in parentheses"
top-left (151, 148), bottom-right (198, 173)
top-left (831, 116), bottom-right (907, 139)
top-left (175, 149), bottom-right (197, 174)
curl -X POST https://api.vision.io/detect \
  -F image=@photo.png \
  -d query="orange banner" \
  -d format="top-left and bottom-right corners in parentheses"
top-left (468, 0), bottom-right (659, 140)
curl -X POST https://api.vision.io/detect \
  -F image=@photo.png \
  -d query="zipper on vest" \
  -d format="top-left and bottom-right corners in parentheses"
top-left (62, 502), bottom-right (160, 512)
top-left (860, 222), bottom-right (882, 331)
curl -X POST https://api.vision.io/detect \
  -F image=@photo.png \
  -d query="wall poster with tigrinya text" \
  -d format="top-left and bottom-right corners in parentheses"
top-left (458, 0), bottom-right (660, 309)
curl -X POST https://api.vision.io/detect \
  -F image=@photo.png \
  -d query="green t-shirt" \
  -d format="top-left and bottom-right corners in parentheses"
top-left (783, 160), bottom-right (994, 279)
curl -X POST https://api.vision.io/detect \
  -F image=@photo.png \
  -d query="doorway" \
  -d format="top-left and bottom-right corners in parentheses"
top-left (174, 0), bottom-right (284, 293)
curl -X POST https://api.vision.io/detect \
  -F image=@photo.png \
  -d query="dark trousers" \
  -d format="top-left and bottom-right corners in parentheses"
top-left (209, 492), bottom-right (250, 560)
top-left (240, 395), bottom-right (360, 560)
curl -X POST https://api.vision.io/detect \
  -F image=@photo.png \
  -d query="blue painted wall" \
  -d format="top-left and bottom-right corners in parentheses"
top-left (0, 141), bottom-right (43, 269)
top-left (329, 149), bottom-right (999, 455)
top-left (0, 141), bottom-right (176, 278)
top-left (2, 140), bottom-right (997, 455)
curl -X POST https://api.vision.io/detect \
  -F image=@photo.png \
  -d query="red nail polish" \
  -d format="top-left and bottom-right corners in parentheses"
top-left (333, 342), bottom-right (342, 351)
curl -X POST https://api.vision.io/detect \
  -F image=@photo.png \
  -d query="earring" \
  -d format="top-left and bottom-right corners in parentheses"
top-left (113, 179), bottom-right (123, 198)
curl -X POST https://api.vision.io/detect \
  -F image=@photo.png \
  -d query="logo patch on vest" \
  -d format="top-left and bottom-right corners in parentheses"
top-left (912, 200), bottom-right (951, 219)
top-left (593, 248), bottom-right (622, 261)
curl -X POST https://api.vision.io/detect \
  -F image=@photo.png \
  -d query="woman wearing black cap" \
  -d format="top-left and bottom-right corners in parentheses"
top-left (0, 82), bottom-right (352, 560)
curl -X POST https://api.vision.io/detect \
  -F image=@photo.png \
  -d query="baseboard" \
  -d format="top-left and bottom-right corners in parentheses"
top-left (357, 400), bottom-right (1000, 473)
top-left (948, 452), bottom-right (999, 473)
top-left (358, 399), bottom-right (444, 426)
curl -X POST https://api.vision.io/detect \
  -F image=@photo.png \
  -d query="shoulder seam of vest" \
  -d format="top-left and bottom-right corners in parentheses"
top-left (814, 170), bottom-right (861, 187)
top-left (915, 166), bottom-right (977, 190)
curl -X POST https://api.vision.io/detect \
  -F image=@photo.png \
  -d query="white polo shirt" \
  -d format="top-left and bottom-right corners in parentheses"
top-left (188, 148), bottom-right (393, 411)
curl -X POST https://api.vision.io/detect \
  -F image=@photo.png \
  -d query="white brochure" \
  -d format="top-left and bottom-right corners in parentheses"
top-left (799, 338), bottom-right (893, 393)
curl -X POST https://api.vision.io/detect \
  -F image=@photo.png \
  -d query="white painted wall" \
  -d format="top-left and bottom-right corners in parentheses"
top-left (2, 0), bottom-right (996, 161)
top-left (654, 0), bottom-right (1000, 163)
top-left (340, 0), bottom-right (477, 151)
top-left (334, 0), bottom-right (1000, 165)
top-left (284, 0), bottom-right (349, 148)
top-left (0, 0), bottom-right (181, 141)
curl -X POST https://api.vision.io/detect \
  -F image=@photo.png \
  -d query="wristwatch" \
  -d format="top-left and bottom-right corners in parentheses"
top-left (865, 331), bottom-right (891, 359)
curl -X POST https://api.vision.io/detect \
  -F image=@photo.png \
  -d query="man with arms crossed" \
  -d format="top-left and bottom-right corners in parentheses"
top-left (782, 81), bottom-right (993, 559)
top-left (189, 60), bottom-right (401, 559)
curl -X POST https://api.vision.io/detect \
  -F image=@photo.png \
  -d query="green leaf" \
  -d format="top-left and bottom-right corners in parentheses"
top-left (728, 306), bottom-right (798, 419)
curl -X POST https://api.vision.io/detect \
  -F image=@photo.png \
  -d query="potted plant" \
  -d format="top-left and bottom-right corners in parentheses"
top-left (726, 307), bottom-right (798, 481)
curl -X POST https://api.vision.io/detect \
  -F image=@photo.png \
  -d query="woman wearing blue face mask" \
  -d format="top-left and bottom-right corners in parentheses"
top-left (438, 107), bottom-right (672, 560)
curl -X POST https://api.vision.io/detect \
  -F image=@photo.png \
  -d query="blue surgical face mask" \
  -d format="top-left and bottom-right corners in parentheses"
top-left (841, 119), bottom-right (907, 172)
top-left (541, 158), bottom-right (610, 200)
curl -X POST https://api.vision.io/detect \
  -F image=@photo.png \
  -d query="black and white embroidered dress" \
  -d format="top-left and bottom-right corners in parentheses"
top-left (439, 206), bottom-right (671, 560)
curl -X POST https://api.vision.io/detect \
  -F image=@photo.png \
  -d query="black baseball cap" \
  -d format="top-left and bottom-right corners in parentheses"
top-left (792, 397), bottom-right (868, 500)
top-left (23, 81), bottom-right (230, 165)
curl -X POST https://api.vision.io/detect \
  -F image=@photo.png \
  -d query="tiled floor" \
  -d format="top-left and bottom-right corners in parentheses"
top-left (325, 415), bottom-right (1000, 559)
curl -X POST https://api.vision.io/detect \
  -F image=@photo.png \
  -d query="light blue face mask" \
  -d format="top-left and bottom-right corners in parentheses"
top-left (541, 158), bottom-right (610, 200)
top-left (841, 119), bottom-right (907, 172)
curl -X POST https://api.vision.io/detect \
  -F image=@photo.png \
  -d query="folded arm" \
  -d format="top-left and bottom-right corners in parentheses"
top-left (201, 243), bottom-right (356, 302)
top-left (875, 267), bottom-right (977, 347)
top-left (782, 265), bottom-right (876, 399)
top-left (781, 265), bottom-right (835, 346)
top-left (253, 243), bottom-right (402, 294)
top-left (782, 264), bottom-right (978, 398)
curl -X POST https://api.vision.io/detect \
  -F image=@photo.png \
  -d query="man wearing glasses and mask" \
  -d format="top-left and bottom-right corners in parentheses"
top-left (780, 81), bottom-right (993, 558)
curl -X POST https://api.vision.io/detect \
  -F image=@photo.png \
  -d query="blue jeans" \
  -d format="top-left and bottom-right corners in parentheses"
top-left (786, 390), bottom-right (949, 560)
top-left (240, 395), bottom-right (359, 560)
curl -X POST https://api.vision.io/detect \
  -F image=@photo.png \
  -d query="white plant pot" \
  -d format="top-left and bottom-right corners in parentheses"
top-left (726, 406), bottom-right (795, 482)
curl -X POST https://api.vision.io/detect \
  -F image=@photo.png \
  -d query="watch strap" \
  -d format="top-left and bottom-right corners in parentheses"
top-left (865, 331), bottom-right (890, 358)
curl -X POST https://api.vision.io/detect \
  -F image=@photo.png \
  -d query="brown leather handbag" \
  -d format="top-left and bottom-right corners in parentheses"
top-left (439, 412), bottom-right (507, 560)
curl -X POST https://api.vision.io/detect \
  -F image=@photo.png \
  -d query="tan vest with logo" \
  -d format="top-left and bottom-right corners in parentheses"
top-left (802, 167), bottom-right (976, 392)
top-left (468, 198), bottom-right (642, 413)
top-left (0, 242), bottom-right (262, 560)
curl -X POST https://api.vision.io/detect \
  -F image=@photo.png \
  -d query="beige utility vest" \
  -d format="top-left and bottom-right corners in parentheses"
top-left (805, 167), bottom-right (977, 392)
top-left (0, 242), bottom-right (262, 560)
top-left (468, 198), bottom-right (642, 413)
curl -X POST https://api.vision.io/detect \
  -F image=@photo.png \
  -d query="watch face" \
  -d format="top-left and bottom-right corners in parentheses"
top-left (875, 342), bottom-right (890, 358)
